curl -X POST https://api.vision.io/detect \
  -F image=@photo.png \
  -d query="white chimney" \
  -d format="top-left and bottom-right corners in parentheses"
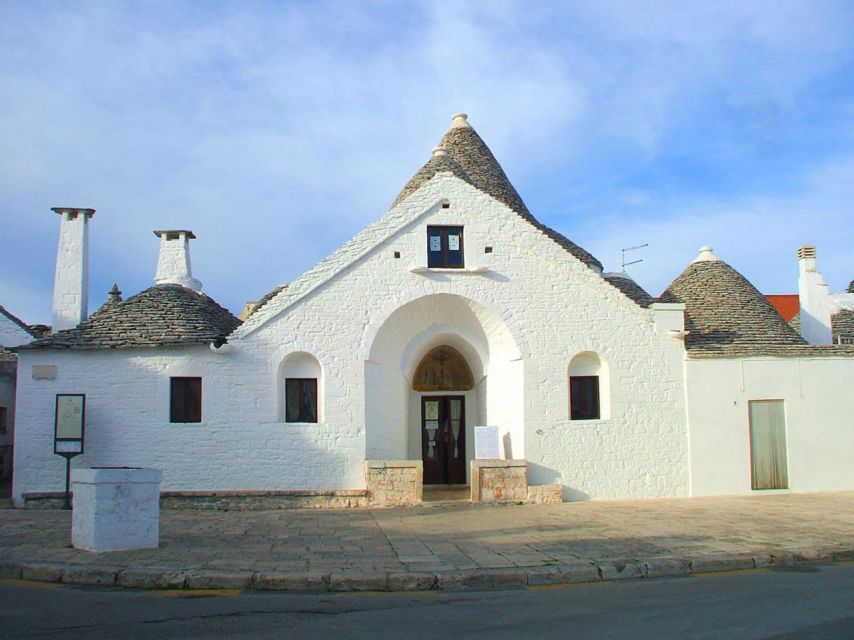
top-left (797, 245), bottom-right (832, 344)
top-left (153, 230), bottom-right (202, 291)
top-left (51, 207), bottom-right (95, 332)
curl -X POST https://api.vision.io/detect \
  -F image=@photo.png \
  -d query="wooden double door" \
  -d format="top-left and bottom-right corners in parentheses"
top-left (421, 396), bottom-right (466, 484)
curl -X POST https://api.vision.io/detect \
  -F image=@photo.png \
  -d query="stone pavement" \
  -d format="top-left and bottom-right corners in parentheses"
top-left (2, 492), bottom-right (854, 592)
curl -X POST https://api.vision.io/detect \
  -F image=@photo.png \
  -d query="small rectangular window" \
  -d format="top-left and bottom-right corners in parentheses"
top-left (570, 376), bottom-right (600, 420)
top-left (427, 226), bottom-right (464, 268)
top-left (170, 377), bottom-right (202, 423)
top-left (0, 406), bottom-right (6, 434)
top-left (286, 378), bottom-right (318, 423)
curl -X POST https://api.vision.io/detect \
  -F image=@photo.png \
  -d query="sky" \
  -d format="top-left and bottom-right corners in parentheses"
top-left (1, 0), bottom-right (853, 325)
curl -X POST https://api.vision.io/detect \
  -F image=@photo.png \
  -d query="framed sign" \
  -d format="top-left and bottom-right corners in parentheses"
top-left (54, 394), bottom-right (85, 453)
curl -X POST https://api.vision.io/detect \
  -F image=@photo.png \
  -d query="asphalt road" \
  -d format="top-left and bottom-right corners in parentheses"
top-left (2, 563), bottom-right (853, 639)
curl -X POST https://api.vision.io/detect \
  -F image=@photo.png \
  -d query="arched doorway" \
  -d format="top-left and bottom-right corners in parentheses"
top-left (364, 293), bottom-right (525, 485)
top-left (414, 346), bottom-right (473, 484)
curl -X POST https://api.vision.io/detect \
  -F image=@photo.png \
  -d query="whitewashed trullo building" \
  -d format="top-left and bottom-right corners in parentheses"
top-left (9, 114), bottom-right (854, 507)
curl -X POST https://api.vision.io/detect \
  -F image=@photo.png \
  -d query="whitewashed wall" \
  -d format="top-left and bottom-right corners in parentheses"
top-left (0, 314), bottom-right (32, 454)
top-left (687, 357), bottom-right (854, 496)
top-left (14, 174), bottom-right (692, 502)
top-left (0, 314), bottom-right (33, 349)
top-left (13, 346), bottom-right (365, 503)
top-left (240, 175), bottom-right (691, 501)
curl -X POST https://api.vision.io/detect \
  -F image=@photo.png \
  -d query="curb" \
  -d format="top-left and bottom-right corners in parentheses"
top-left (2, 547), bottom-right (851, 593)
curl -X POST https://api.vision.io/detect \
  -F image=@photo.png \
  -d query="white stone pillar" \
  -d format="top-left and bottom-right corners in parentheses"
top-left (153, 230), bottom-right (202, 291)
top-left (51, 207), bottom-right (95, 332)
top-left (797, 245), bottom-right (832, 345)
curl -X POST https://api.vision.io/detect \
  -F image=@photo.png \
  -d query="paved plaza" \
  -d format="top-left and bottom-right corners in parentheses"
top-left (2, 492), bottom-right (854, 591)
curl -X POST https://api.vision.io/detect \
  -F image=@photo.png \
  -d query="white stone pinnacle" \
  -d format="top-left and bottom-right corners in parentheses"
top-left (450, 113), bottom-right (471, 129)
top-left (693, 246), bottom-right (720, 263)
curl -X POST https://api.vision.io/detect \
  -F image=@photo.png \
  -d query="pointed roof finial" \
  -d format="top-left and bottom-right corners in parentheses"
top-left (108, 283), bottom-right (122, 302)
top-left (450, 113), bottom-right (471, 129)
top-left (693, 246), bottom-right (721, 263)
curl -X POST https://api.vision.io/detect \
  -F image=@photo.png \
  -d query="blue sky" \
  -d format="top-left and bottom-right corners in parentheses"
top-left (1, 1), bottom-right (853, 324)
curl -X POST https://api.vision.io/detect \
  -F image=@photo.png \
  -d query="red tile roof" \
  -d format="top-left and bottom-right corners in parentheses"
top-left (765, 294), bottom-right (800, 322)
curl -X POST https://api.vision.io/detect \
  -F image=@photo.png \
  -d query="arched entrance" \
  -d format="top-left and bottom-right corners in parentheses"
top-left (414, 346), bottom-right (474, 484)
top-left (364, 293), bottom-right (525, 486)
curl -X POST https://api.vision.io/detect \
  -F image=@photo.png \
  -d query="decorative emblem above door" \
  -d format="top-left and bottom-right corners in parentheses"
top-left (413, 345), bottom-right (474, 391)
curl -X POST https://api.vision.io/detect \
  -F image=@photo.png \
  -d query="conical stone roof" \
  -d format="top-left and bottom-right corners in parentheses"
top-left (20, 284), bottom-right (240, 350)
top-left (392, 148), bottom-right (473, 208)
top-left (659, 248), bottom-right (807, 357)
top-left (604, 272), bottom-right (654, 308)
top-left (392, 114), bottom-right (603, 271)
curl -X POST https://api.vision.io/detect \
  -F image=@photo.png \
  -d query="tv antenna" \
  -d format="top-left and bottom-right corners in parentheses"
top-left (621, 243), bottom-right (648, 272)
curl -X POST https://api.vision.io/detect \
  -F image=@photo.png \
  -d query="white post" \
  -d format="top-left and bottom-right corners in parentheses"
top-left (51, 207), bottom-right (95, 332)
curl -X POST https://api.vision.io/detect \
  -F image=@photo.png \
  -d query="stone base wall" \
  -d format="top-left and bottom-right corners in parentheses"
top-left (366, 460), bottom-right (422, 506)
top-left (22, 490), bottom-right (370, 511)
top-left (471, 460), bottom-right (528, 502)
top-left (527, 484), bottom-right (563, 504)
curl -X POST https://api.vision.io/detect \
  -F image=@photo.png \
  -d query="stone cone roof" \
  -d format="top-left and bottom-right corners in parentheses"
top-left (246, 284), bottom-right (290, 319)
top-left (392, 152), bottom-right (473, 208)
top-left (392, 115), bottom-right (603, 271)
top-left (88, 284), bottom-right (123, 320)
top-left (660, 253), bottom-right (807, 357)
top-left (603, 272), bottom-right (654, 308)
top-left (20, 284), bottom-right (240, 350)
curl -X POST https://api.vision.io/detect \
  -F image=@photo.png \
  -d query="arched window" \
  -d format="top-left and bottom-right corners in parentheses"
top-left (568, 352), bottom-right (609, 421)
top-left (279, 353), bottom-right (322, 423)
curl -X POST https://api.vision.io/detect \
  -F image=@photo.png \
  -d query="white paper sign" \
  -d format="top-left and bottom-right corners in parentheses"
top-left (448, 234), bottom-right (460, 251)
top-left (474, 426), bottom-right (500, 459)
top-left (430, 236), bottom-right (441, 251)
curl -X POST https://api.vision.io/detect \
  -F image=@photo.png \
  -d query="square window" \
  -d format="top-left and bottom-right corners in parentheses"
top-left (170, 377), bottom-right (202, 423)
top-left (427, 226), bottom-right (464, 268)
top-left (570, 376), bottom-right (600, 420)
top-left (286, 378), bottom-right (318, 423)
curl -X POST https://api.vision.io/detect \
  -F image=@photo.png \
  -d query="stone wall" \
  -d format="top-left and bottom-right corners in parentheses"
top-left (365, 460), bottom-right (422, 506)
top-left (527, 484), bottom-right (563, 504)
top-left (471, 460), bottom-right (528, 502)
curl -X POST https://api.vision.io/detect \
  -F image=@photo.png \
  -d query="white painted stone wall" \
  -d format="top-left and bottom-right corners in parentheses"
top-left (0, 314), bottom-right (34, 349)
top-left (0, 314), bottom-right (31, 456)
top-left (686, 356), bottom-right (854, 495)
top-left (13, 346), bottom-right (365, 503)
top-left (238, 174), bottom-right (691, 501)
top-left (14, 173), bottom-right (691, 503)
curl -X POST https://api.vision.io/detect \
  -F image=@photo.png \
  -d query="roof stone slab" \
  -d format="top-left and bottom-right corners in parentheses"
top-left (657, 250), bottom-right (854, 358)
top-left (19, 284), bottom-right (240, 350)
top-left (603, 272), bottom-right (654, 308)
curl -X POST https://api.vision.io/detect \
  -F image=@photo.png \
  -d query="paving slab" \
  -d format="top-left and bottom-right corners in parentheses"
top-left (2, 492), bottom-right (854, 592)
